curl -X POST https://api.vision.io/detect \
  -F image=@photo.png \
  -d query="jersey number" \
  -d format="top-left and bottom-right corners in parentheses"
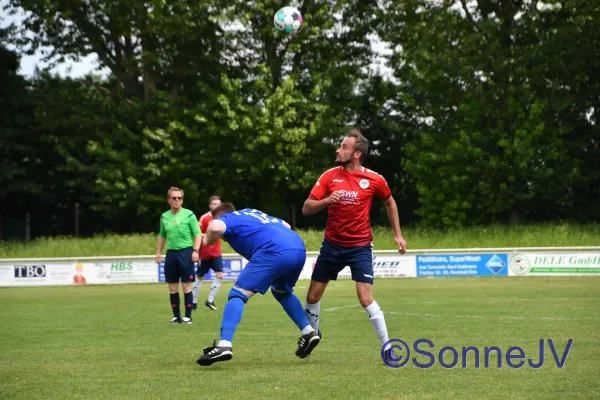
top-left (239, 209), bottom-right (279, 224)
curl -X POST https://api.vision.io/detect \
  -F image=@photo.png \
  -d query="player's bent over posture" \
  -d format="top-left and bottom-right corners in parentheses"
top-left (196, 203), bottom-right (320, 367)
top-left (302, 129), bottom-right (407, 361)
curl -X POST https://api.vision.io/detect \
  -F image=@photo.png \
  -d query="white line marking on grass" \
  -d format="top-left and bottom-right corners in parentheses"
top-left (324, 305), bottom-right (599, 320)
top-left (511, 297), bottom-right (600, 301)
top-left (324, 301), bottom-right (433, 311)
top-left (387, 311), bottom-right (600, 321)
top-left (324, 304), bottom-right (361, 311)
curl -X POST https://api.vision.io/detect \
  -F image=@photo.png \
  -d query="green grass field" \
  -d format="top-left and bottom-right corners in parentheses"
top-left (1, 278), bottom-right (599, 400)
top-left (1, 223), bottom-right (600, 258)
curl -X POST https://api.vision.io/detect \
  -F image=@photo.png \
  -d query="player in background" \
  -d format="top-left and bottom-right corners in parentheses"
top-left (193, 195), bottom-right (224, 311)
top-left (301, 129), bottom-right (407, 358)
top-left (196, 204), bottom-right (320, 366)
top-left (156, 187), bottom-right (202, 324)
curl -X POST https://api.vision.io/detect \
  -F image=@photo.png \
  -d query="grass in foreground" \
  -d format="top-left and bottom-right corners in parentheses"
top-left (1, 223), bottom-right (600, 258)
top-left (0, 277), bottom-right (599, 399)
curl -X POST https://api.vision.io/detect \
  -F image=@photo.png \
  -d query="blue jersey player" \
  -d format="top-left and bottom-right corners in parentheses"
top-left (196, 203), bottom-right (321, 366)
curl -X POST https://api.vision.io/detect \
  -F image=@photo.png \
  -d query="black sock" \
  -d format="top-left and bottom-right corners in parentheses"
top-left (170, 293), bottom-right (181, 319)
top-left (184, 291), bottom-right (193, 319)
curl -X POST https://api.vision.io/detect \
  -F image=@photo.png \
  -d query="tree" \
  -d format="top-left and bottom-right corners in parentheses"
top-left (5, 0), bottom-right (228, 101)
top-left (380, 0), bottom-right (592, 227)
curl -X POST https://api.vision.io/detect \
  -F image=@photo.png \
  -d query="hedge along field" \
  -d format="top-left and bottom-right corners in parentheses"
top-left (1, 223), bottom-right (599, 259)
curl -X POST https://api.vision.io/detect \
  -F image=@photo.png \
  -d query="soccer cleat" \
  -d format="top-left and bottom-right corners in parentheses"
top-left (205, 300), bottom-right (217, 311)
top-left (170, 317), bottom-right (181, 324)
top-left (383, 347), bottom-right (399, 365)
top-left (192, 303), bottom-right (198, 310)
top-left (197, 340), bottom-right (233, 366)
top-left (181, 317), bottom-right (192, 324)
top-left (295, 330), bottom-right (321, 359)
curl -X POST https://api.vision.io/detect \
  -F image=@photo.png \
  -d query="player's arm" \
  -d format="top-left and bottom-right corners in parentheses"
top-left (188, 214), bottom-right (202, 261)
top-left (198, 215), bottom-right (208, 247)
top-left (302, 172), bottom-right (341, 215)
top-left (302, 197), bottom-right (336, 215)
top-left (376, 175), bottom-right (407, 254)
top-left (156, 236), bottom-right (166, 253)
top-left (193, 232), bottom-right (202, 252)
top-left (203, 220), bottom-right (226, 246)
top-left (156, 220), bottom-right (167, 263)
top-left (383, 195), bottom-right (407, 254)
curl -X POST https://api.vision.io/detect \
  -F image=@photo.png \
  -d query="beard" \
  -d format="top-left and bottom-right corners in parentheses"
top-left (335, 157), bottom-right (351, 165)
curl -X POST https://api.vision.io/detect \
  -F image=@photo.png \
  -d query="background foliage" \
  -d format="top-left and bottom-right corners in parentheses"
top-left (1, 0), bottom-right (598, 239)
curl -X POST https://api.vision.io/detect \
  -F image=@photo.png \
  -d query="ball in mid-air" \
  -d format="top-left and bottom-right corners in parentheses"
top-left (273, 6), bottom-right (303, 36)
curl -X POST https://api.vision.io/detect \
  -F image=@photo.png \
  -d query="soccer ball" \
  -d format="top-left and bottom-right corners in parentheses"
top-left (273, 6), bottom-right (303, 36)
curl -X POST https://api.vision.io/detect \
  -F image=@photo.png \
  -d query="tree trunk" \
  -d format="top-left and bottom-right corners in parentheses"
top-left (509, 210), bottom-right (520, 225)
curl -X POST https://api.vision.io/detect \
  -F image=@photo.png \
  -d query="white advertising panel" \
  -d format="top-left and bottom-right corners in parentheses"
top-left (508, 252), bottom-right (600, 276)
top-left (299, 254), bottom-right (417, 280)
top-left (0, 262), bottom-right (88, 286)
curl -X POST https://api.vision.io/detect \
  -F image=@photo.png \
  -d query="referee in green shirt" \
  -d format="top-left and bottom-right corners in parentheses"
top-left (156, 187), bottom-right (202, 324)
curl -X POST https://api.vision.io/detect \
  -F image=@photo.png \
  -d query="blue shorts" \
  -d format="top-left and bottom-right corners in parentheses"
top-left (312, 239), bottom-right (374, 284)
top-left (235, 248), bottom-right (306, 295)
top-left (197, 256), bottom-right (224, 276)
top-left (164, 248), bottom-right (196, 283)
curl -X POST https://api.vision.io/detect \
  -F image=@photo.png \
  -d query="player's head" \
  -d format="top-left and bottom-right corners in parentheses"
top-left (211, 202), bottom-right (236, 219)
top-left (208, 195), bottom-right (221, 211)
top-left (167, 186), bottom-right (184, 210)
top-left (335, 128), bottom-right (368, 166)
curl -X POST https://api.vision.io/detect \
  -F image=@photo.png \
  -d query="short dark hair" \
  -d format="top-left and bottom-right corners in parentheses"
top-left (348, 129), bottom-right (368, 163)
top-left (211, 202), bottom-right (236, 218)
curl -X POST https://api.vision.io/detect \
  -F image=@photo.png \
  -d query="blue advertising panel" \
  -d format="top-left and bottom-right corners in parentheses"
top-left (158, 258), bottom-right (245, 282)
top-left (416, 253), bottom-right (508, 277)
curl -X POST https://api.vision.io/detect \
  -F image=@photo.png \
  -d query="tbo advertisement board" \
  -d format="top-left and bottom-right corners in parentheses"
top-left (0, 260), bottom-right (161, 286)
top-left (416, 253), bottom-right (508, 277)
top-left (508, 252), bottom-right (600, 276)
top-left (0, 262), bottom-right (93, 286)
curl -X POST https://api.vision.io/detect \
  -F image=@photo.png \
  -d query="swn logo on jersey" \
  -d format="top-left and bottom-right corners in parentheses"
top-left (338, 189), bottom-right (360, 205)
top-left (340, 190), bottom-right (358, 198)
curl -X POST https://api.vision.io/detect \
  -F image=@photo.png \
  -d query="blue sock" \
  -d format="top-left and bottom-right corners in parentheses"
top-left (271, 288), bottom-right (311, 331)
top-left (220, 288), bottom-right (248, 342)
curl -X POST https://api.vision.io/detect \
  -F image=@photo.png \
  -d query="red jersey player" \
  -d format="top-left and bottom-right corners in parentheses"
top-left (192, 195), bottom-right (225, 311)
top-left (301, 129), bottom-right (407, 361)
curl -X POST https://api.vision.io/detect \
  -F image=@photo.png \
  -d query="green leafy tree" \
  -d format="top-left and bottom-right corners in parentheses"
top-left (5, 0), bottom-right (228, 100)
top-left (380, 0), bottom-right (592, 227)
top-left (0, 31), bottom-right (38, 204)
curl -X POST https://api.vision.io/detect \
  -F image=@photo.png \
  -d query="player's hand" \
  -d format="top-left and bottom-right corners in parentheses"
top-left (191, 251), bottom-right (199, 263)
top-left (395, 235), bottom-right (407, 255)
top-left (327, 190), bottom-right (343, 205)
top-left (155, 253), bottom-right (161, 264)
